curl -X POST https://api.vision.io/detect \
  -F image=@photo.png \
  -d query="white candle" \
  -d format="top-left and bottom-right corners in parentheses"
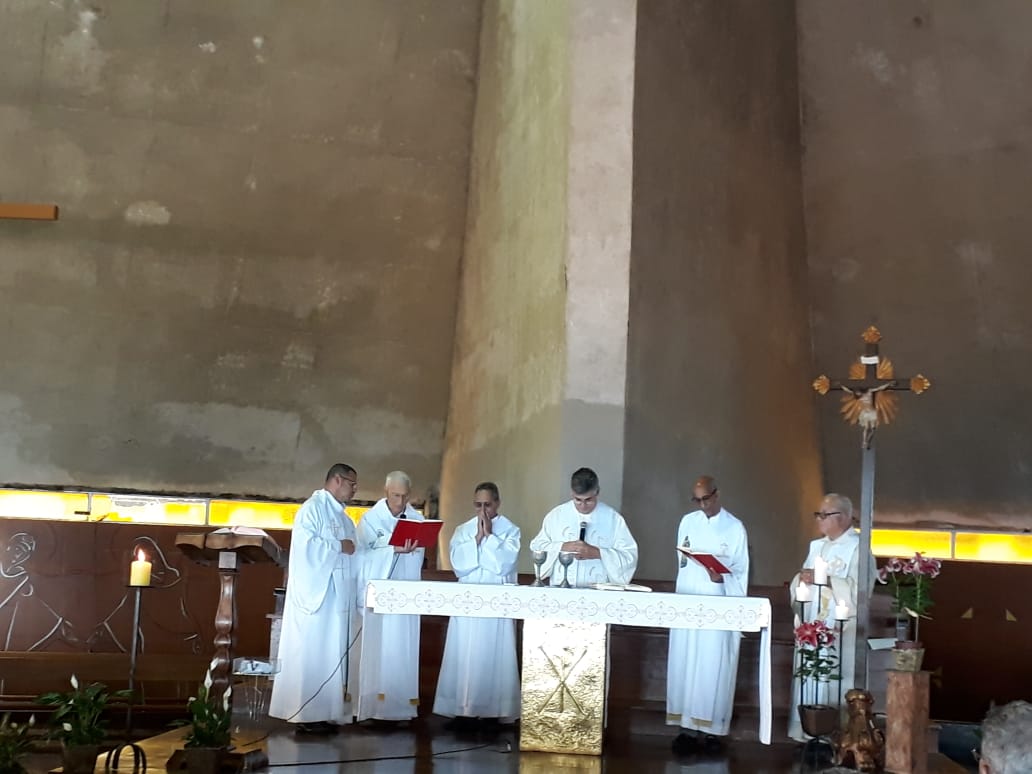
top-left (813, 557), bottom-right (829, 585)
top-left (796, 580), bottom-right (812, 602)
top-left (834, 600), bottom-right (851, 621)
top-left (130, 550), bottom-right (152, 587)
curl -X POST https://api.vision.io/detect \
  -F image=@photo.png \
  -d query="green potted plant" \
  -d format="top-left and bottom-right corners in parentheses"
top-left (794, 619), bottom-right (841, 737)
top-left (0, 713), bottom-right (35, 774)
top-left (173, 662), bottom-right (231, 774)
top-left (877, 552), bottom-right (942, 670)
top-left (38, 675), bottom-right (130, 774)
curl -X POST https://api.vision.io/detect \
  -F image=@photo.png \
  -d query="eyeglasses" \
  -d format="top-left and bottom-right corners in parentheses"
top-left (339, 476), bottom-right (358, 487)
top-left (691, 490), bottom-right (718, 505)
top-left (813, 511), bottom-right (842, 520)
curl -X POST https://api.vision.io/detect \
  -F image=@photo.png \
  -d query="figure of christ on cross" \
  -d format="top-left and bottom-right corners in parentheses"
top-left (812, 326), bottom-right (931, 689)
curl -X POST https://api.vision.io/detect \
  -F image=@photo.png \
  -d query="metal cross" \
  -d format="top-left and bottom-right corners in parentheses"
top-left (812, 326), bottom-right (930, 689)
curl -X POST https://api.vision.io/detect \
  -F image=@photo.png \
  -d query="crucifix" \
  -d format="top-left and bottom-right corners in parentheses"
top-left (812, 326), bottom-right (931, 688)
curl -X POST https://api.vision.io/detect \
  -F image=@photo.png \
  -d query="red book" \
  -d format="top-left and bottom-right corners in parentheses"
top-left (388, 519), bottom-right (443, 549)
top-left (676, 546), bottom-right (731, 575)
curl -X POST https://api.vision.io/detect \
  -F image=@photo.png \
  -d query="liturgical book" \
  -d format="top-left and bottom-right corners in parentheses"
top-left (388, 518), bottom-right (443, 549)
top-left (676, 546), bottom-right (731, 575)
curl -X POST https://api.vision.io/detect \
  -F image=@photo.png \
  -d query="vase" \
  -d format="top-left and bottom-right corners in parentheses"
top-left (180, 747), bottom-right (224, 774)
top-left (61, 743), bottom-right (100, 774)
top-left (798, 704), bottom-right (839, 737)
top-left (892, 642), bottom-right (925, 672)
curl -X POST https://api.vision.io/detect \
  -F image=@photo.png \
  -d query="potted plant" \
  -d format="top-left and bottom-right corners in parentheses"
top-left (877, 552), bottom-right (942, 671)
top-left (38, 675), bottom-right (130, 774)
top-left (172, 662), bottom-right (231, 774)
top-left (0, 713), bottom-right (35, 774)
top-left (794, 619), bottom-right (841, 737)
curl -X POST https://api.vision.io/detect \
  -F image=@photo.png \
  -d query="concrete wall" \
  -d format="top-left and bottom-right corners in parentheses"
top-left (798, 1), bottom-right (1032, 530)
top-left (0, 0), bottom-right (481, 501)
top-left (439, 0), bottom-right (635, 569)
top-left (626, 0), bottom-right (823, 585)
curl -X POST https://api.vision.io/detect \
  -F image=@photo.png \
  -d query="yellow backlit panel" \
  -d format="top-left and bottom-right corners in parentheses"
top-left (90, 495), bottom-right (207, 525)
top-left (345, 505), bottom-right (370, 525)
top-left (0, 490), bottom-right (90, 520)
top-left (209, 500), bottom-right (300, 529)
top-left (954, 533), bottom-right (1032, 564)
top-left (871, 529), bottom-right (952, 559)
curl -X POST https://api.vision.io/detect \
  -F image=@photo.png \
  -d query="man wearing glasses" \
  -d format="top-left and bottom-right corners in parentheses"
top-left (270, 463), bottom-right (361, 735)
top-left (667, 475), bottom-right (749, 754)
top-left (787, 493), bottom-right (873, 741)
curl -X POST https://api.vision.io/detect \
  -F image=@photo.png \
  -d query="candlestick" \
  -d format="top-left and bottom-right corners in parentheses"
top-left (834, 599), bottom-right (851, 621)
top-left (129, 550), bottom-right (152, 587)
top-left (813, 557), bottom-right (829, 585)
top-left (796, 580), bottom-right (812, 602)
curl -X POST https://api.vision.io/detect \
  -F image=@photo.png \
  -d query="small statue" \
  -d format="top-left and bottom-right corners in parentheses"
top-left (833, 689), bottom-right (885, 771)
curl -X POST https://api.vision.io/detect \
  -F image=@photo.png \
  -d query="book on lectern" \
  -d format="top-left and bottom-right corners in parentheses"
top-left (675, 546), bottom-right (731, 575)
top-left (388, 519), bottom-right (443, 549)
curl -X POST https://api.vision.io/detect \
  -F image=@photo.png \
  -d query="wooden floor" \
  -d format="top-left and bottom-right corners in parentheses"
top-left (29, 715), bottom-right (973, 774)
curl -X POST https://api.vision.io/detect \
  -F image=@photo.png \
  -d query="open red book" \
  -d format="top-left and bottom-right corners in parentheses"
top-left (676, 546), bottom-right (731, 575)
top-left (388, 519), bottom-right (443, 549)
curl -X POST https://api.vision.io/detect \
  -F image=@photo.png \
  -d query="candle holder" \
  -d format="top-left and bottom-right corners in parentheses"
top-left (104, 584), bottom-right (149, 773)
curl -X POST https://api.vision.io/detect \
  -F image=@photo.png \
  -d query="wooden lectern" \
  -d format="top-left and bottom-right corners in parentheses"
top-left (175, 532), bottom-right (284, 700)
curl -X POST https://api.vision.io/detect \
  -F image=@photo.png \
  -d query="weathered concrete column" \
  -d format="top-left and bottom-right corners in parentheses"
top-left (439, 0), bottom-right (636, 570)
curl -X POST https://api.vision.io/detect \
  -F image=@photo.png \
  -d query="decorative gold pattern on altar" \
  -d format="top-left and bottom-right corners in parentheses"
top-left (518, 752), bottom-right (602, 774)
top-left (521, 620), bottom-right (606, 755)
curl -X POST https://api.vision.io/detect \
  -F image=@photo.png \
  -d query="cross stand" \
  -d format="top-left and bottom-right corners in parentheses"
top-left (104, 586), bottom-right (148, 772)
top-left (812, 326), bottom-right (930, 690)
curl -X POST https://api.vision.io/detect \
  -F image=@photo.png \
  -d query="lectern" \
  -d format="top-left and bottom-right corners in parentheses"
top-left (175, 532), bottom-right (284, 700)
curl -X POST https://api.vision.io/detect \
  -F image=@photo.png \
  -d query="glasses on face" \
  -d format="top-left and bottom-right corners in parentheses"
top-left (813, 510), bottom-right (842, 520)
top-left (691, 490), bottom-right (718, 505)
top-left (339, 476), bottom-right (358, 488)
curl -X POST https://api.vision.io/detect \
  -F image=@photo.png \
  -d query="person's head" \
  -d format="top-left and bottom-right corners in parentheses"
top-left (474, 482), bottom-right (500, 520)
top-left (815, 493), bottom-right (854, 540)
top-left (691, 475), bottom-right (721, 518)
top-left (324, 463), bottom-right (358, 505)
top-left (979, 700), bottom-right (1032, 773)
top-left (384, 471), bottom-right (412, 516)
top-left (570, 468), bottom-right (600, 516)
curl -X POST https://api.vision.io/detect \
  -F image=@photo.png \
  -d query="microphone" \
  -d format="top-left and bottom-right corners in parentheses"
top-left (579, 522), bottom-right (587, 541)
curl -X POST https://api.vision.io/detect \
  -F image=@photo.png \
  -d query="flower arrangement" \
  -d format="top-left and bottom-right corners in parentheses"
top-left (178, 662), bottom-right (232, 749)
top-left (794, 620), bottom-right (840, 707)
top-left (37, 675), bottom-right (130, 747)
top-left (0, 713), bottom-right (35, 774)
top-left (877, 552), bottom-right (942, 643)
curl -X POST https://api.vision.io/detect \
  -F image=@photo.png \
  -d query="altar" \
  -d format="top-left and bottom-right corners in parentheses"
top-left (365, 580), bottom-right (772, 754)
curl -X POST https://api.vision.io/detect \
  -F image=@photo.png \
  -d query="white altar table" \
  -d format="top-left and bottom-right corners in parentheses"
top-left (365, 580), bottom-right (773, 745)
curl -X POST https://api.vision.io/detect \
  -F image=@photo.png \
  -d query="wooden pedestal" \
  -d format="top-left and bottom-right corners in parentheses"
top-left (885, 670), bottom-right (929, 774)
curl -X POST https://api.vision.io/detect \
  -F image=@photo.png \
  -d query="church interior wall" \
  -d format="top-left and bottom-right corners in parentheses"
top-left (0, 0), bottom-right (481, 503)
top-left (798, 0), bottom-right (1032, 533)
top-left (624, 0), bottom-right (824, 586)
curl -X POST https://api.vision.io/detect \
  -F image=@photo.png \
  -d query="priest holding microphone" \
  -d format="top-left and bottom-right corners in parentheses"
top-left (529, 467), bottom-right (638, 588)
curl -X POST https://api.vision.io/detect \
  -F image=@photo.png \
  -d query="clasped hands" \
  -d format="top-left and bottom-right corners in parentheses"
top-left (560, 540), bottom-right (601, 560)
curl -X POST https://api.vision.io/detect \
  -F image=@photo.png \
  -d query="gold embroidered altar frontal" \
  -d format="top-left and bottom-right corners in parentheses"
top-left (521, 619), bottom-right (607, 755)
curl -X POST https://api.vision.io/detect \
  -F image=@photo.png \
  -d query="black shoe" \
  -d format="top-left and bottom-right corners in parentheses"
top-left (672, 732), bottom-right (699, 755)
top-left (702, 734), bottom-right (723, 752)
top-left (444, 716), bottom-right (479, 733)
top-left (295, 721), bottom-right (339, 735)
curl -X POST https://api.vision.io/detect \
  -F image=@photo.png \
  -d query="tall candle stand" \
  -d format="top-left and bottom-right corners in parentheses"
top-left (105, 585), bottom-right (148, 772)
top-left (797, 580), bottom-right (836, 769)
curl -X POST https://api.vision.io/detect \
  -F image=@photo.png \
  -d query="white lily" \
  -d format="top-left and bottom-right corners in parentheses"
top-left (70, 674), bottom-right (79, 690)
top-left (222, 685), bottom-right (232, 712)
top-left (203, 670), bottom-right (213, 691)
top-left (63, 722), bottom-right (73, 732)
top-left (27, 716), bottom-right (35, 727)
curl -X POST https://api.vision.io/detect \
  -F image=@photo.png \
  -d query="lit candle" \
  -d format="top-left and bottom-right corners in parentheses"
top-left (796, 580), bottom-right (812, 602)
top-left (129, 550), bottom-right (152, 587)
top-left (813, 557), bottom-right (829, 585)
top-left (834, 599), bottom-right (851, 621)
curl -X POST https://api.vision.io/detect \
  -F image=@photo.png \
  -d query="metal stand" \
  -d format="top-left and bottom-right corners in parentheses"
top-left (105, 586), bottom-right (148, 772)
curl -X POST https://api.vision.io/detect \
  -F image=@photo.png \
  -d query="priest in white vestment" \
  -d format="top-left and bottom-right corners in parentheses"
top-left (788, 493), bottom-right (875, 742)
top-left (434, 482), bottom-right (521, 726)
top-left (355, 470), bottom-right (425, 722)
top-left (529, 467), bottom-right (638, 587)
top-left (269, 464), bottom-right (361, 734)
top-left (666, 475), bottom-right (750, 752)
